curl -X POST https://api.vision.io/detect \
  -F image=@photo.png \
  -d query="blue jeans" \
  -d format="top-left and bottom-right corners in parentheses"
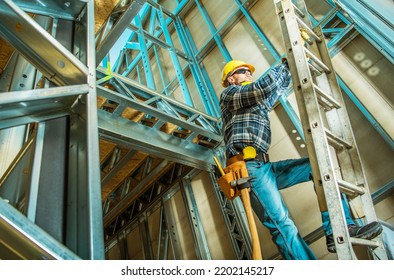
top-left (246, 157), bottom-right (354, 260)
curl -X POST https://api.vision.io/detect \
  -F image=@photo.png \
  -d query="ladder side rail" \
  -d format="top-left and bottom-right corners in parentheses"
top-left (295, 18), bottom-right (370, 225)
top-left (277, 0), bottom-right (356, 259)
top-left (292, 0), bottom-right (312, 27)
top-left (292, 7), bottom-right (368, 222)
top-left (314, 27), bottom-right (359, 184)
top-left (275, 2), bottom-right (325, 212)
top-left (314, 30), bottom-right (389, 259)
top-left (313, 26), bottom-right (378, 222)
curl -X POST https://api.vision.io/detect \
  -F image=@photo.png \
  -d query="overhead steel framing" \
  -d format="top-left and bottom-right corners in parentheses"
top-left (0, 0), bottom-right (392, 260)
top-left (0, 0), bottom-right (104, 259)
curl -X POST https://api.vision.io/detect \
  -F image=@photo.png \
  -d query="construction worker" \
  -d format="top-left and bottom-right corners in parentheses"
top-left (219, 59), bottom-right (383, 259)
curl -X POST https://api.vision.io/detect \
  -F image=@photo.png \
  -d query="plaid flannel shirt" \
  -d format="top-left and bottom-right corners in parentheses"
top-left (219, 62), bottom-right (292, 159)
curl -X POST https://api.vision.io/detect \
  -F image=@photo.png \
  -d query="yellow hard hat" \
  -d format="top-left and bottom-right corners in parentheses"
top-left (221, 60), bottom-right (255, 87)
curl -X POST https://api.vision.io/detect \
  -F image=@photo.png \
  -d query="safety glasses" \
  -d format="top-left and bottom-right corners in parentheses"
top-left (231, 68), bottom-right (251, 76)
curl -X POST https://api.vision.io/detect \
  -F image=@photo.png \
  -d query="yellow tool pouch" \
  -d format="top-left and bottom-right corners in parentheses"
top-left (217, 160), bottom-right (250, 200)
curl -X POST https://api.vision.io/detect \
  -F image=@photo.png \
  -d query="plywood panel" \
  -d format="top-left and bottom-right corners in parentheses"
top-left (191, 171), bottom-right (235, 259)
top-left (126, 226), bottom-right (145, 259)
top-left (167, 191), bottom-right (197, 260)
top-left (99, 139), bottom-right (117, 163)
top-left (249, 0), bottom-right (285, 54)
top-left (375, 196), bottom-right (394, 225)
top-left (95, 0), bottom-right (121, 33)
top-left (332, 53), bottom-right (394, 141)
top-left (184, 5), bottom-right (211, 50)
top-left (101, 151), bottom-right (149, 200)
top-left (202, 47), bottom-right (226, 100)
top-left (107, 242), bottom-right (122, 259)
top-left (224, 21), bottom-right (271, 76)
top-left (0, 38), bottom-right (14, 76)
top-left (147, 207), bottom-right (161, 260)
top-left (201, 0), bottom-right (238, 30)
top-left (342, 94), bottom-right (394, 193)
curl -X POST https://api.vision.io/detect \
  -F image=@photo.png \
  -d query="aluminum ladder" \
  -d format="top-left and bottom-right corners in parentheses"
top-left (274, 0), bottom-right (388, 260)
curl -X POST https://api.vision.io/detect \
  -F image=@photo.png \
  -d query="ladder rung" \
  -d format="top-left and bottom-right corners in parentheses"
top-left (324, 128), bottom-right (353, 150)
top-left (291, 3), bottom-right (305, 18)
top-left (337, 179), bottom-right (365, 196)
top-left (313, 83), bottom-right (341, 109)
top-left (349, 237), bottom-right (380, 248)
top-left (308, 61), bottom-right (322, 75)
top-left (296, 16), bottom-right (322, 43)
top-left (304, 47), bottom-right (331, 73)
top-left (277, 0), bottom-right (386, 260)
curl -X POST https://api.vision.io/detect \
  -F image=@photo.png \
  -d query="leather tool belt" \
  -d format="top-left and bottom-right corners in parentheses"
top-left (216, 146), bottom-right (268, 200)
top-left (217, 160), bottom-right (250, 200)
top-left (226, 147), bottom-right (269, 166)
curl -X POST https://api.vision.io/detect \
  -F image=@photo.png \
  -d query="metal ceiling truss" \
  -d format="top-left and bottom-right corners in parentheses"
top-left (309, 1), bottom-right (394, 149)
top-left (0, 0), bottom-right (392, 261)
top-left (100, 0), bottom-right (223, 117)
top-left (95, 0), bottom-right (148, 66)
top-left (96, 67), bottom-right (221, 155)
top-left (103, 166), bottom-right (213, 260)
top-left (0, 1), bottom-right (89, 86)
top-left (103, 159), bottom-right (189, 232)
top-left (270, 0), bottom-right (394, 152)
top-left (332, 0), bottom-right (394, 63)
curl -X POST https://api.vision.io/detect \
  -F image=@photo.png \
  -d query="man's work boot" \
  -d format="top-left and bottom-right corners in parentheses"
top-left (326, 221), bottom-right (383, 253)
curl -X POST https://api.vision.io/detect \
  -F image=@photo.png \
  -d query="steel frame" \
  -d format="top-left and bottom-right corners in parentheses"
top-left (0, 0), bottom-right (392, 260)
